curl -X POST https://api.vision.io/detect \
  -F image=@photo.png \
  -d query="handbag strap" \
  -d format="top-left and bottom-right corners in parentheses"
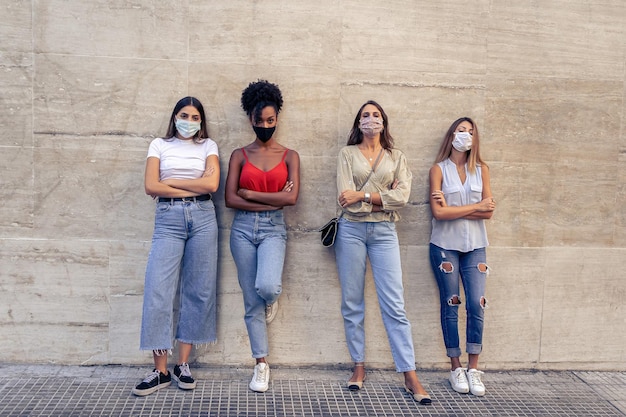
top-left (356, 148), bottom-right (384, 192)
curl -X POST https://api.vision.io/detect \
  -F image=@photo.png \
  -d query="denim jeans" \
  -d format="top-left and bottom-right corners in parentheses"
top-left (230, 210), bottom-right (286, 358)
top-left (140, 199), bottom-right (218, 350)
top-left (334, 219), bottom-right (416, 373)
top-left (429, 243), bottom-right (488, 358)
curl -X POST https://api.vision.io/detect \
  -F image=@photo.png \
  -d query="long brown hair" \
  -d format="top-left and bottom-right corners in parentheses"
top-left (434, 117), bottom-right (486, 173)
top-left (347, 100), bottom-right (394, 150)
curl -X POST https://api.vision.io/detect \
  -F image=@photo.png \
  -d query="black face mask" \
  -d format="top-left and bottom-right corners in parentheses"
top-left (253, 126), bottom-right (276, 143)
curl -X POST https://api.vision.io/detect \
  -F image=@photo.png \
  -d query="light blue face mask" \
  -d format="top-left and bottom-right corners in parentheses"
top-left (175, 118), bottom-right (201, 138)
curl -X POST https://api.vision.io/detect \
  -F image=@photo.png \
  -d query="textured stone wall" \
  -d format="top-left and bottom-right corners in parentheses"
top-left (1, 1), bottom-right (624, 370)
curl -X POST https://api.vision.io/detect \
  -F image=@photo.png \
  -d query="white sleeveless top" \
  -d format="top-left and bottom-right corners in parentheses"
top-left (430, 158), bottom-right (489, 252)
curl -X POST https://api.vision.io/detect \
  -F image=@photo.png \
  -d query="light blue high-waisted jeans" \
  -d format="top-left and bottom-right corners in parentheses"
top-left (230, 209), bottom-right (286, 358)
top-left (140, 199), bottom-right (218, 350)
top-left (429, 243), bottom-right (488, 358)
top-left (334, 218), bottom-right (416, 373)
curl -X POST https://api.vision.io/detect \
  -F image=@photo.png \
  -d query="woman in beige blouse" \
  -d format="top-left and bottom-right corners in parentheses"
top-left (334, 100), bottom-right (431, 405)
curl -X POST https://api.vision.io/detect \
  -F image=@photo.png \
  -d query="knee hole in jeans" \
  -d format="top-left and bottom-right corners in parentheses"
top-left (439, 261), bottom-right (454, 273)
top-left (477, 262), bottom-right (489, 274)
top-left (447, 295), bottom-right (461, 306)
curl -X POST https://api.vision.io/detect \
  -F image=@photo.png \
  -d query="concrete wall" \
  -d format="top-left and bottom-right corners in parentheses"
top-left (1, 1), bottom-right (624, 370)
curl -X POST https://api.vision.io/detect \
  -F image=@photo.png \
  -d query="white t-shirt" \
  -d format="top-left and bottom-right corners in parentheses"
top-left (147, 137), bottom-right (219, 180)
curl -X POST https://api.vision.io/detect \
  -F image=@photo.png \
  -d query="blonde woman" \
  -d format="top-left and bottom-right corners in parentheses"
top-left (429, 117), bottom-right (495, 396)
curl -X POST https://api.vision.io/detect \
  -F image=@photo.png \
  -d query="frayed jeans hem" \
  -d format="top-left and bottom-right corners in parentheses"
top-left (176, 338), bottom-right (218, 346)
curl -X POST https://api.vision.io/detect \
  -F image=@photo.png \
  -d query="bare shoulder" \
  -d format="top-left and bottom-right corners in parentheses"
top-left (229, 148), bottom-right (245, 163)
top-left (429, 164), bottom-right (442, 177)
top-left (285, 148), bottom-right (300, 159)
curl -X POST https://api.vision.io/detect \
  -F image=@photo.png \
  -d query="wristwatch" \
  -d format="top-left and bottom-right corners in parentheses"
top-left (364, 192), bottom-right (371, 203)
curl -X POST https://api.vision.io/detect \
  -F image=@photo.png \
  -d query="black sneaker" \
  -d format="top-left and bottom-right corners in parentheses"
top-left (173, 363), bottom-right (197, 390)
top-left (132, 369), bottom-right (171, 396)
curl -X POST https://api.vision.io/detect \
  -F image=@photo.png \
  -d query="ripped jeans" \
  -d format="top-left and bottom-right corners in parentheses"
top-left (429, 243), bottom-right (488, 358)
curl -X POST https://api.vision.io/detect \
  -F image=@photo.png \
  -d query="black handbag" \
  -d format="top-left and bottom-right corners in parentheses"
top-left (319, 149), bottom-right (383, 247)
top-left (319, 213), bottom-right (343, 247)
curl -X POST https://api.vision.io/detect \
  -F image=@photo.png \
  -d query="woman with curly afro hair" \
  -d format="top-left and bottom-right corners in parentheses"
top-left (225, 80), bottom-right (300, 393)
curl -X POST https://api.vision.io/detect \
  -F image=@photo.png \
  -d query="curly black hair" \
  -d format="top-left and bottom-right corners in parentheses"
top-left (240, 79), bottom-right (283, 123)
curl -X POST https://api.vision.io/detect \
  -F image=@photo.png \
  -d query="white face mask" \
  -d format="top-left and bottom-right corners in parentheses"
top-left (175, 118), bottom-right (201, 138)
top-left (359, 116), bottom-right (383, 136)
top-left (452, 131), bottom-right (472, 152)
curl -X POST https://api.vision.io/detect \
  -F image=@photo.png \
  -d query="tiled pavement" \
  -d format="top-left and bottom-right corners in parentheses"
top-left (0, 364), bottom-right (624, 416)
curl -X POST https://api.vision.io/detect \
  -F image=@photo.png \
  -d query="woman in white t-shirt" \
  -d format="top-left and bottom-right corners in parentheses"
top-left (429, 117), bottom-right (495, 397)
top-left (132, 97), bottom-right (220, 397)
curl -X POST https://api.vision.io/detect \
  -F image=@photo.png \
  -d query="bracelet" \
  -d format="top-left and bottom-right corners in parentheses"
top-left (364, 192), bottom-right (371, 203)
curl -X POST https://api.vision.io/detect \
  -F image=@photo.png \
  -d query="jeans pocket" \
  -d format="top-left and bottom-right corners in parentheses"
top-left (269, 212), bottom-right (285, 226)
top-left (197, 200), bottom-right (215, 211)
top-left (384, 221), bottom-right (396, 231)
top-left (155, 202), bottom-right (171, 213)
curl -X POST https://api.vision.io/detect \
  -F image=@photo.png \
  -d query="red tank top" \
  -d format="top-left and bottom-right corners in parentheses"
top-left (239, 149), bottom-right (289, 192)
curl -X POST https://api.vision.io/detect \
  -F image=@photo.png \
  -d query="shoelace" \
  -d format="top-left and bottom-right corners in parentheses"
top-left (179, 363), bottom-right (192, 378)
top-left (255, 365), bottom-right (267, 382)
top-left (468, 370), bottom-right (484, 386)
top-left (453, 369), bottom-right (466, 384)
top-left (143, 370), bottom-right (161, 383)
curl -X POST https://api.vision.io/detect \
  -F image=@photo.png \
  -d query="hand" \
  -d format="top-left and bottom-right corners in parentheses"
top-left (338, 190), bottom-right (361, 208)
top-left (390, 178), bottom-right (399, 190)
top-left (431, 190), bottom-right (447, 207)
top-left (477, 197), bottom-right (496, 212)
top-left (237, 188), bottom-right (250, 200)
top-left (202, 166), bottom-right (215, 177)
top-left (282, 180), bottom-right (294, 192)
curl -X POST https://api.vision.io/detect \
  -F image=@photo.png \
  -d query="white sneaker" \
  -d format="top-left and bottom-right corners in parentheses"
top-left (249, 362), bottom-right (270, 392)
top-left (467, 368), bottom-right (486, 396)
top-left (449, 367), bottom-right (469, 393)
top-left (265, 301), bottom-right (278, 323)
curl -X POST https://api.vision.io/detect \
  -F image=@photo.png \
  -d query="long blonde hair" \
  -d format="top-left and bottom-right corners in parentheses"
top-left (434, 117), bottom-right (487, 173)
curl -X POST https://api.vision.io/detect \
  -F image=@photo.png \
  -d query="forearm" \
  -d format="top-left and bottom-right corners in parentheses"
top-left (432, 203), bottom-right (480, 221)
top-left (360, 192), bottom-right (386, 212)
top-left (225, 193), bottom-right (278, 211)
top-left (146, 182), bottom-right (202, 198)
top-left (161, 177), bottom-right (218, 194)
top-left (242, 189), bottom-right (298, 207)
top-left (464, 211), bottom-right (494, 220)
top-left (225, 188), bottom-right (278, 211)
